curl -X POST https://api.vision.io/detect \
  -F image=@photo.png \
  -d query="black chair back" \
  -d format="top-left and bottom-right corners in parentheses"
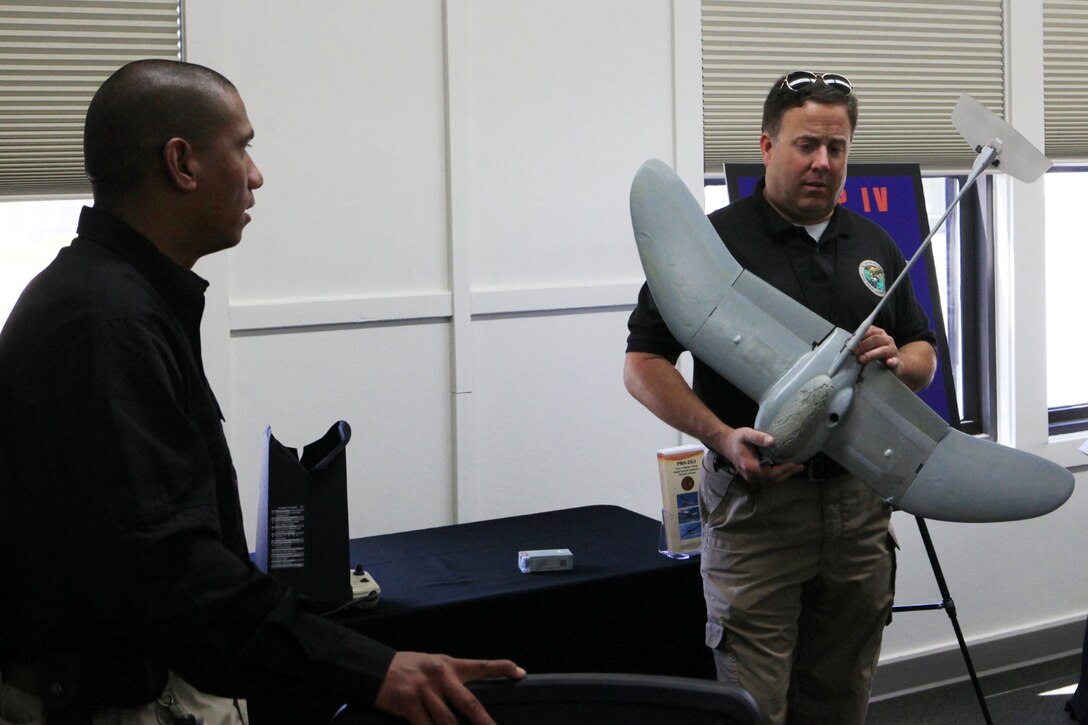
top-left (332, 672), bottom-right (761, 724)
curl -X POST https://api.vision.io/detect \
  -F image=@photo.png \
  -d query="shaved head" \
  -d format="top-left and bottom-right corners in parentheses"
top-left (84, 59), bottom-right (239, 202)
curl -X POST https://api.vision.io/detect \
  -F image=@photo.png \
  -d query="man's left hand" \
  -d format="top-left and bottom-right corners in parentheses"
top-left (854, 326), bottom-right (937, 392)
top-left (854, 325), bottom-right (899, 369)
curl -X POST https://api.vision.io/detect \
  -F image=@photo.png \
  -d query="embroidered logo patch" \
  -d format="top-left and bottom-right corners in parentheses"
top-left (859, 260), bottom-right (885, 297)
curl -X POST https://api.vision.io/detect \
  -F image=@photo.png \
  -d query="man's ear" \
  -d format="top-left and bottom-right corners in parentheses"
top-left (162, 137), bottom-right (198, 192)
top-left (759, 132), bottom-right (774, 165)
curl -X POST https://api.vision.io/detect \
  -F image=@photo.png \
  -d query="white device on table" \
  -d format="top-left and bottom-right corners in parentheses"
top-left (518, 548), bottom-right (574, 573)
top-left (350, 564), bottom-right (381, 608)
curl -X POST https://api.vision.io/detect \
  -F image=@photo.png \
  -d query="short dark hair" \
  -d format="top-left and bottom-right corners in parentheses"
top-left (761, 74), bottom-right (858, 140)
top-left (83, 59), bottom-right (238, 200)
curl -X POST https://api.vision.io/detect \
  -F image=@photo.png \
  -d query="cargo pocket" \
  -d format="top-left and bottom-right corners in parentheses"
top-left (704, 618), bottom-right (739, 683)
top-left (705, 618), bottom-right (725, 649)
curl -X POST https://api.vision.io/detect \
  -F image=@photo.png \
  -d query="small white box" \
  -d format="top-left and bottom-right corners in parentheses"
top-left (518, 548), bottom-right (574, 573)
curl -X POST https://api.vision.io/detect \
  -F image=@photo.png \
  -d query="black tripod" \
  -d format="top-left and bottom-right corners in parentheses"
top-left (892, 515), bottom-right (993, 725)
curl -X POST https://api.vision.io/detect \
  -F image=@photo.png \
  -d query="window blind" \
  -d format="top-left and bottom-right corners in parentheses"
top-left (0, 1), bottom-right (181, 196)
top-left (702, 0), bottom-right (1005, 174)
top-left (1043, 1), bottom-right (1088, 162)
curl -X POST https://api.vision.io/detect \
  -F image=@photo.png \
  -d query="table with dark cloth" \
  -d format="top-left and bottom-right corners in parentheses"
top-left (334, 504), bottom-right (713, 679)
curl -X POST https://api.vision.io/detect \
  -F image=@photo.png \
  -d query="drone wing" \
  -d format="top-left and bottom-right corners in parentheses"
top-left (629, 158), bottom-right (834, 404)
top-left (819, 356), bottom-right (1073, 522)
top-left (629, 159), bottom-right (1074, 523)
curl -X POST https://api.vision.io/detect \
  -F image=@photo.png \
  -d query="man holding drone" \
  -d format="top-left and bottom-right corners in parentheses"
top-left (624, 72), bottom-right (937, 724)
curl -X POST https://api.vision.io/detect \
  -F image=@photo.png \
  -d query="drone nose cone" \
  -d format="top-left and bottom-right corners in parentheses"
top-left (760, 374), bottom-right (834, 463)
top-left (896, 429), bottom-right (1074, 523)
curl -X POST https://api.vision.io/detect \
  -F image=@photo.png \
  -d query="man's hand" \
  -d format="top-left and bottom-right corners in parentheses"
top-left (854, 326), bottom-right (937, 392)
top-left (854, 325), bottom-right (899, 369)
top-left (716, 427), bottom-right (802, 486)
top-left (375, 652), bottom-right (526, 725)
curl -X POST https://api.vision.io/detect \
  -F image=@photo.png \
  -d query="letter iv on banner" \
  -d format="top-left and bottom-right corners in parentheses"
top-left (256, 420), bottom-right (352, 606)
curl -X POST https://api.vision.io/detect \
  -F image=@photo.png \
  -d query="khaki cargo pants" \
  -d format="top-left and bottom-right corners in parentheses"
top-left (699, 453), bottom-right (895, 725)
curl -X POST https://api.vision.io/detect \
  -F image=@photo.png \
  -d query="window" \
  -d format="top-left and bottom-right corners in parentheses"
top-left (920, 175), bottom-right (993, 436)
top-left (0, 198), bottom-right (88, 325)
top-left (1044, 167), bottom-right (1088, 434)
top-left (705, 179), bottom-right (728, 214)
top-left (921, 177), bottom-right (961, 413)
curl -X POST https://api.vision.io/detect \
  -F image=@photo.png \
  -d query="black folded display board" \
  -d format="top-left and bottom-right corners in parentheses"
top-left (256, 420), bottom-right (352, 606)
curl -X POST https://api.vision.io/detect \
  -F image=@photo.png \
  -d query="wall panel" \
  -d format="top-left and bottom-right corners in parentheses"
top-left (464, 309), bottom-right (679, 523)
top-left (461, 0), bottom-right (676, 292)
top-left (229, 323), bottom-right (455, 541)
top-left (219, 1), bottom-right (451, 304)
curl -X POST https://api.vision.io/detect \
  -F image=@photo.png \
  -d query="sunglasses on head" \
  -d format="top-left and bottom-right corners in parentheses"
top-left (780, 71), bottom-right (852, 95)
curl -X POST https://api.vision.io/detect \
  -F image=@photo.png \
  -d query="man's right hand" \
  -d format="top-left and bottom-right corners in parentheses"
top-left (717, 427), bottom-right (802, 485)
top-left (623, 352), bottom-right (802, 487)
top-left (374, 651), bottom-right (526, 725)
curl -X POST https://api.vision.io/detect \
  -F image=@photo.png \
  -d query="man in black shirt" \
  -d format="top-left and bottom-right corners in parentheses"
top-left (0, 59), bottom-right (521, 724)
top-left (625, 72), bottom-right (936, 724)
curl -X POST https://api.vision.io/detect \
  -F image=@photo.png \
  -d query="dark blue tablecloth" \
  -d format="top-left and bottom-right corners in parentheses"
top-left (335, 504), bottom-right (712, 679)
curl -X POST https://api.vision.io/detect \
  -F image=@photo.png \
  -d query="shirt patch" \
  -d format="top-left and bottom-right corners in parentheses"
top-left (859, 260), bottom-right (885, 297)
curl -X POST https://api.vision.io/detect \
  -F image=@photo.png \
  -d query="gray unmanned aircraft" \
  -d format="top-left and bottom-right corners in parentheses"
top-left (629, 94), bottom-right (1073, 523)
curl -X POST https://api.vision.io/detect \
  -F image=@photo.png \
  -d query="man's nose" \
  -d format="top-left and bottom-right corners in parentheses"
top-left (811, 146), bottom-right (830, 169)
top-left (248, 157), bottom-right (264, 189)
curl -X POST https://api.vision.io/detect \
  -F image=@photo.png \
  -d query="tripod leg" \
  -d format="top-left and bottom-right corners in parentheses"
top-left (914, 515), bottom-right (994, 725)
top-left (1066, 612), bottom-right (1088, 722)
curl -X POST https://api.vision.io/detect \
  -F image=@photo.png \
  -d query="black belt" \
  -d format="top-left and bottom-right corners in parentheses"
top-left (802, 454), bottom-right (848, 480)
top-left (710, 451), bottom-right (847, 481)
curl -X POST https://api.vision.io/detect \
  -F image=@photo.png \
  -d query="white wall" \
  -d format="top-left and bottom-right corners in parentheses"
top-left (184, 0), bottom-right (1087, 676)
top-left (185, 0), bottom-right (697, 536)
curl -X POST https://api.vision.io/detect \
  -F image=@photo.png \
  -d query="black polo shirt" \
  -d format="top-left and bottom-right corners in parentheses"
top-left (627, 178), bottom-right (936, 431)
